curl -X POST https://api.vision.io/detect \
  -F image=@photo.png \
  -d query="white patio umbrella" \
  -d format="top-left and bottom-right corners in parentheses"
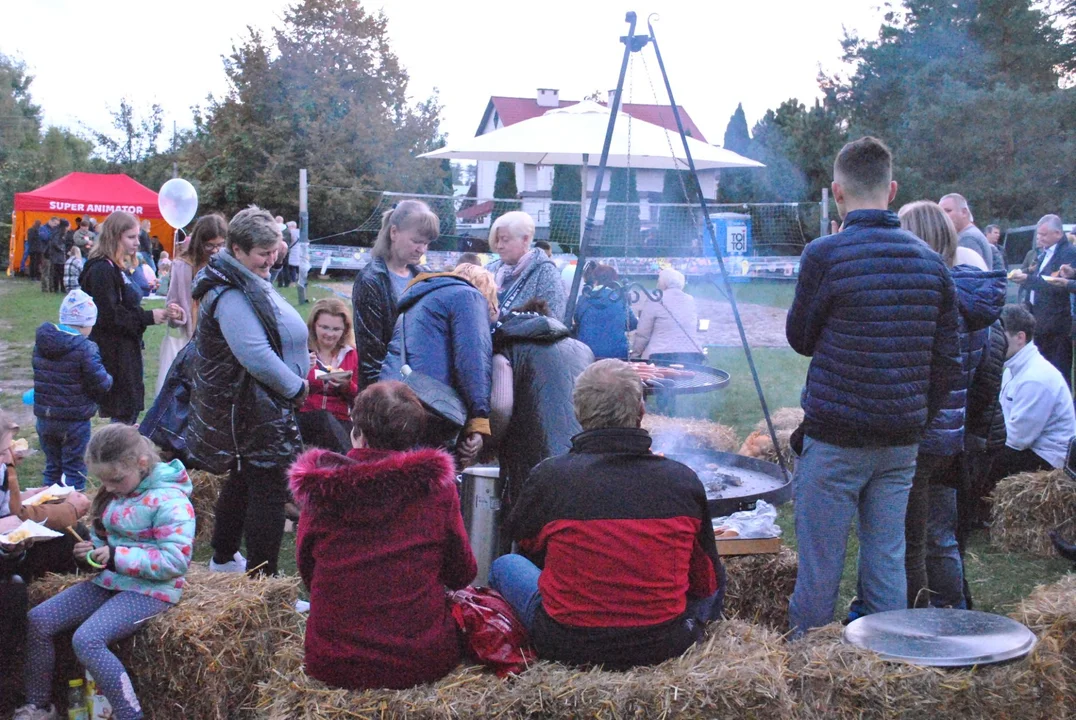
top-left (419, 100), bottom-right (763, 247)
top-left (420, 99), bottom-right (764, 171)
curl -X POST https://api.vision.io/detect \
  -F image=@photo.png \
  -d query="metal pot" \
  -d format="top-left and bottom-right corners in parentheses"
top-left (459, 465), bottom-right (505, 586)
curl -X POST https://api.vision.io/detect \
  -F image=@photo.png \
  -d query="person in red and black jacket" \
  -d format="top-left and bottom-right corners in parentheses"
top-left (489, 359), bottom-right (724, 670)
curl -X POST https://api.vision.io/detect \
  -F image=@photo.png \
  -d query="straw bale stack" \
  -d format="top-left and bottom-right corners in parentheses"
top-left (739, 407), bottom-right (803, 465)
top-left (788, 623), bottom-right (1073, 719)
top-left (990, 469), bottom-right (1076, 556)
top-left (722, 546), bottom-right (798, 632)
top-left (642, 413), bottom-right (740, 453)
top-left (29, 565), bottom-right (301, 720)
top-left (188, 469), bottom-right (225, 544)
top-left (257, 619), bottom-right (793, 719)
top-left (1011, 574), bottom-right (1076, 666)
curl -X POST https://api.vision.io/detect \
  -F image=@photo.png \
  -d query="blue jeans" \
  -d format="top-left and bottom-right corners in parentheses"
top-left (35, 418), bottom-right (92, 490)
top-left (927, 484), bottom-right (966, 609)
top-left (788, 436), bottom-right (917, 636)
top-left (489, 553), bottom-right (724, 633)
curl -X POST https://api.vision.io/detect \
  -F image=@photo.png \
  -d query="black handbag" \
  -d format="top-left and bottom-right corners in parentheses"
top-left (398, 317), bottom-right (468, 430)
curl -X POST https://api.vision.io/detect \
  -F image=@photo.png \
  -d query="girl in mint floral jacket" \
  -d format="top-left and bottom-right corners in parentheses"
top-left (16, 425), bottom-right (194, 720)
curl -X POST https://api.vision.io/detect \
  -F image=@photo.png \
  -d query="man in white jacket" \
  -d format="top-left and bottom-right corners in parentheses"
top-left (993, 304), bottom-right (1076, 482)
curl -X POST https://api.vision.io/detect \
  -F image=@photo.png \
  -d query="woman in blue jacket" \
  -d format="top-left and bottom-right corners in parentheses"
top-left (380, 264), bottom-right (496, 466)
top-left (898, 201), bottom-right (1005, 611)
top-left (572, 264), bottom-right (637, 360)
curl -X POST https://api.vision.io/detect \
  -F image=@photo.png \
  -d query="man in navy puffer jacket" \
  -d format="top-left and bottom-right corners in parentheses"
top-left (32, 290), bottom-right (113, 490)
top-left (786, 137), bottom-right (962, 635)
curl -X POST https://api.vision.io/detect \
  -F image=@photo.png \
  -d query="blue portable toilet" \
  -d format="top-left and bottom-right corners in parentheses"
top-left (704, 213), bottom-right (752, 259)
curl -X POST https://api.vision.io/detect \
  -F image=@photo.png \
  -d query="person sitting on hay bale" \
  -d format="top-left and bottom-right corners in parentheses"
top-left (16, 424), bottom-right (195, 720)
top-left (288, 381), bottom-right (477, 690)
top-left (489, 359), bottom-right (725, 670)
top-left (988, 304), bottom-right (1076, 485)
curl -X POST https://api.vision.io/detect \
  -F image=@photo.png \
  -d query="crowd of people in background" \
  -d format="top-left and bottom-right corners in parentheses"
top-left (5, 132), bottom-right (1076, 718)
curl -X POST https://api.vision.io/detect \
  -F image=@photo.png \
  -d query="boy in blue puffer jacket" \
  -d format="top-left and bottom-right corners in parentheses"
top-left (32, 289), bottom-right (113, 489)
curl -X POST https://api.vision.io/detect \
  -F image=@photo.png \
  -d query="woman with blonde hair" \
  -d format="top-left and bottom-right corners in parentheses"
top-left (888, 199), bottom-right (1004, 614)
top-left (352, 200), bottom-right (439, 389)
top-left (379, 263), bottom-right (494, 464)
top-left (487, 211), bottom-right (566, 318)
top-left (79, 211), bottom-right (183, 423)
top-left (298, 298), bottom-right (359, 451)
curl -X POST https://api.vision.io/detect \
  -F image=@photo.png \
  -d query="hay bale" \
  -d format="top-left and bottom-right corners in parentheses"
top-left (739, 407), bottom-right (803, 465)
top-left (990, 469), bottom-right (1076, 556)
top-left (642, 414), bottom-right (740, 454)
top-left (257, 619), bottom-right (793, 719)
top-left (30, 565), bottom-right (301, 720)
top-left (1011, 574), bottom-right (1076, 666)
top-left (788, 623), bottom-right (1073, 719)
top-left (722, 547), bottom-right (798, 632)
top-left (188, 470), bottom-right (225, 544)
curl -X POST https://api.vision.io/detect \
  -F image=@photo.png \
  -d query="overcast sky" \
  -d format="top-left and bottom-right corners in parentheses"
top-left (2, 0), bottom-right (886, 149)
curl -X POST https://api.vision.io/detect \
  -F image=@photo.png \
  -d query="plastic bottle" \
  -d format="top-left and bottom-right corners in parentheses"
top-left (85, 671), bottom-right (112, 720)
top-left (67, 678), bottom-right (88, 720)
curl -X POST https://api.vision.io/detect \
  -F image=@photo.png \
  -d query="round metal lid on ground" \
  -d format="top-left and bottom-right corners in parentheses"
top-left (843, 608), bottom-right (1038, 667)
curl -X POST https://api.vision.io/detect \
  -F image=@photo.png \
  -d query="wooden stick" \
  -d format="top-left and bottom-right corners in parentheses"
top-left (64, 526), bottom-right (84, 543)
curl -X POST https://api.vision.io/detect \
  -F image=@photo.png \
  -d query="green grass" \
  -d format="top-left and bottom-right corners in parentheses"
top-left (1, 274), bottom-right (1069, 618)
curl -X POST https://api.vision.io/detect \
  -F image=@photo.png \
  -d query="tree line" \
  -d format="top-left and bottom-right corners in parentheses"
top-left (718, 0), bottom-right (1076, 229)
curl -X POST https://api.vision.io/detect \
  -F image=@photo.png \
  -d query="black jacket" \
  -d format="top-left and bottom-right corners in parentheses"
top-left (493, 312), bottom-right (593, 505)
top-left (185, 255), bottom-right (302, 474)
top-left (351, 257), bottom-right (425, 389)
top-left (80, 257), bottom-right (154, 420)
top-left (1023, 240), bottom-right (1076, 338)
top-left (965, 322), bottom-right (1008, 451)
top-left (32, 322), bottom-right (113, 421)
top-left (786, 209), bottom-right (962, 447)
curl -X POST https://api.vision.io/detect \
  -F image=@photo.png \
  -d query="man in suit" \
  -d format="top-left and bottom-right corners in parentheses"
top-left (1010, 214), bottom-right (1076, 386)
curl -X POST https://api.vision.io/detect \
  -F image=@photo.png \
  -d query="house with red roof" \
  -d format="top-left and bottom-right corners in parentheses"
top-left (471, 89), bottom-right (718, 233)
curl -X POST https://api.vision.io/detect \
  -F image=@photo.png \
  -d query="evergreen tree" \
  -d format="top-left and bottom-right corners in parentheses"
top-left (601, 168), bottom-right (640, 255)
top-left (833, 0), bottom-right (1076, 223)
top-left (718, 103), bottom-right (754, 202)
top-left (722, 103), bottom-right (751, 153)
top-left (549, 164), bottom-right (581, 249)
top-left (657, 170), bottom-right (701, 252)
top-left (491, 161), bottom-right (520, 225)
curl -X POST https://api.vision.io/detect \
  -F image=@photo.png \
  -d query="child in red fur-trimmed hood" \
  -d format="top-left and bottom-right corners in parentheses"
top-left (289, 380), bottom-right (477, 690)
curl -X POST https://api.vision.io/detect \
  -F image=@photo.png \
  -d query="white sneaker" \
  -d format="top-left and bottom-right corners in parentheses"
top-left (294, 599), bottom-right (310, 613)
top-left (13, 704), bottom-right (59, 720)
top-left (209, 552), bottom-right (248, 573)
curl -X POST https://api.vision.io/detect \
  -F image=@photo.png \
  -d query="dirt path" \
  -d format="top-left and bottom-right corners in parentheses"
top-left (686, 297), bottom-right (790, 348)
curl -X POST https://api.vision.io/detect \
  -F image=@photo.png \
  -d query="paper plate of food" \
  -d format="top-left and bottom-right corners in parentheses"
top-left (0, 519), bottom-right (63, 546)
top-left (22, 485), bottom-right (76, 506)
top-left (314, 369), bottom-right (353, 383)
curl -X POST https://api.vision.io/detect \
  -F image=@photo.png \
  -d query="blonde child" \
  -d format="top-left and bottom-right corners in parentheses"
top-left (15, 425), bottom-right (194, 720)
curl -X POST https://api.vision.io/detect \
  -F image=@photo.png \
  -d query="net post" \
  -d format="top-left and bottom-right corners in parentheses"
top-left (820, 188), bottom-right (828, 237)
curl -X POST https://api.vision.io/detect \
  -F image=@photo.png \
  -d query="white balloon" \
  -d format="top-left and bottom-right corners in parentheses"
top-left (158, 179), bottom-right (199, 229)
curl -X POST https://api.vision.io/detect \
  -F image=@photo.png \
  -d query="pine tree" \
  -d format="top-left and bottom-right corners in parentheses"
top-left (657, 170), bottom-right (701, 252)
top-left (491, 161), bottom-right (520, 225)
top-left (722, 103), bottom-right (751, 153)
top-left (549, 164), bottom-right (581, 249)
top-left (601, 168), bottom-right (640, 256)
top-left (718, 103), bottom-right (754, 202)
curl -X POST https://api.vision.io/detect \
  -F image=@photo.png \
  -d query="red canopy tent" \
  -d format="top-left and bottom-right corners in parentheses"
top-left (7, 172), bottom-right (174, 275)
